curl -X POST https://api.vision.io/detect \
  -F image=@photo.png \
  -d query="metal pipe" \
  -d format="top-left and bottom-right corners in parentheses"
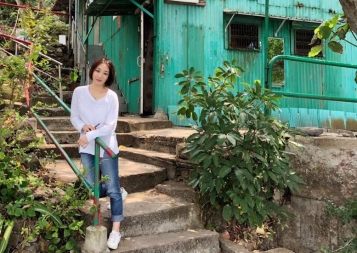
top-left (31, 109), bottom-right (92, 191)
top-left (263, 0), bottom-right (269, 89)
top-left (15, 40), bottom-right (63, 65)
top-left (129, 0), bottom-right (154, 19)
top-left (273, 91), bottom-right (357, 103)
top-left (267, 55), bottom-right (357, 103)
top-left (274, 18), bottom-right (287, 37)
top-left (59, 65), bottom-right (63, 101)
top-left (224, 12), bottom-right (237, 32)
top-left (32, 73), bottom-right (71, 113)
top-left (0, 1), bottom-right (69, 16)
top-left (93, 142), bottom-right (100, 226)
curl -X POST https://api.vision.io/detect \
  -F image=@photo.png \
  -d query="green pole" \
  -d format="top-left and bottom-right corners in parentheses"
top-left (93, 142), bottom-right (100, 226)
top-left (263, 0), bottom-right (269, 88)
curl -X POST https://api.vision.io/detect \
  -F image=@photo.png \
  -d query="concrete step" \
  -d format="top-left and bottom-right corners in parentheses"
top-left (119, 147), bottom-right (194, 180)
top-left (125, 127), bottom-right (195, 154)
top-left (114, 229), bottom-right (220, 253)
top-left (44, 158), bottom-right (167, 194)
top-left (38, 143), bottom-right (79, 159)
top-left (32, 91), bottom-right (73, 106)
top-left (37, 116), bottom-right (173, 133)
top-left (82, 189), bottom-right (202, 238)
top-left (33, 107), bottom-right (68, 117)
top-left (43, 131), bottom-right (134, 146)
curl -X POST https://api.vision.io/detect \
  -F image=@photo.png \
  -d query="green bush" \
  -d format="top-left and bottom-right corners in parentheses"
top-left (175, 61), bottom-right (305, 228)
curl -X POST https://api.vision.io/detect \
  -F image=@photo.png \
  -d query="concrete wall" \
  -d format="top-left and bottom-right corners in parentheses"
top-left (277, 133), bottom-right (357, 252)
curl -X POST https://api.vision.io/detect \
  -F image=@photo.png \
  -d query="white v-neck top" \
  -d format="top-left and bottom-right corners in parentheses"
top-left (70, 85), bottom-right (119, 157)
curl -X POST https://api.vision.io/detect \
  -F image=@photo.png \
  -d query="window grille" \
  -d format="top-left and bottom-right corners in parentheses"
top-left (229, 23), bottom-right (259, 50)
top-left (295, 29), bottom-right (322, 56)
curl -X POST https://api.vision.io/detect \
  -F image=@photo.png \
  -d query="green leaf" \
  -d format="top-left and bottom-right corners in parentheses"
top-left (226, 134), bottom-right (236, 146)
top-left (222, 204), bottom-right (232, 221)
top-left (218, 166), bottom-right (231, 178)
top-left (215, 179), bottom-right (223, 192)
top-left (308, 45), bottom-right (322, 57)
top-left (33, 205), bottom-right (63, 227)
top-left (181, 85), bottom-right (189, 95)
top-left (177, 107), bottom-right (186, 115)
top-left (203, 157), bottom-right (212, 169)
top-left (64, 229), bottom-right (71, 237)
top-left (289, 173), bottom-right (306, 185)
top-left (205, 136), bottom-right (218, 150)
top-left (185, 109), bottom-right (191, 118)
top-left (174, 73), bottom-right (185, 78)
top-left (65, 240), bottom-right (75, 250)
top-left (191, 152), bottom-right (208, 163)
top-left (217, 134), bottom-right (226, 145)
top-left (267, 171), bottom-right (278, 183)
top-left (0, 220), bottom-right (14, 253)
top-left (27, 207), bottom-right (36, 217)
top-left (213, 154), bottom-right (219, 167)
top-left (192, 111), bottom-right (198, 121)
top-left (328, 41), bottom-right (343, 54)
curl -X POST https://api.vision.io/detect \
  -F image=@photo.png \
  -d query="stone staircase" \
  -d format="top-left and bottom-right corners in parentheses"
top-left (33, 93), bottom-right (221, 253)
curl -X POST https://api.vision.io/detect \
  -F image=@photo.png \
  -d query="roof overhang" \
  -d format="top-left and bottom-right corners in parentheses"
top-left (223, 9), bottom-right (323, 23)
top-left (86, 0), bottom-right (150, 16)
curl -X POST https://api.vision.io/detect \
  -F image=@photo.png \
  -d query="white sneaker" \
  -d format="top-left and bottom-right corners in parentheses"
top-left (107, 231), bottom-right (121, 249)
top-left (107, 187), bottom-right (128, 210)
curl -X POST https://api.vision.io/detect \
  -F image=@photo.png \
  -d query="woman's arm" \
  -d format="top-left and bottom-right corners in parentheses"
top-left (70, 88), bottom-right (85, 133)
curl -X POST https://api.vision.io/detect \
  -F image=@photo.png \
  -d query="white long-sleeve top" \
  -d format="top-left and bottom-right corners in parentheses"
top-left (70, 85), bottom-right (119, 157)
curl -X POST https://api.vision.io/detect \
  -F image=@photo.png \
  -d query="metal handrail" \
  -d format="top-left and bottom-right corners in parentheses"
top-left (267, 55), bottom-right (357, 103)
top-left (13, 40), bottom-right (64, 101)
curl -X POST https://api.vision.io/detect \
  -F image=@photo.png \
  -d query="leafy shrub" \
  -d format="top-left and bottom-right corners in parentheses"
top-left (175, 61), bottom-right (305, 228)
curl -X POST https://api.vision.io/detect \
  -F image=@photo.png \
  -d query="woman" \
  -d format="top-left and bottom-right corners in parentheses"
top-left (70, 57), bottom-right (123, 250)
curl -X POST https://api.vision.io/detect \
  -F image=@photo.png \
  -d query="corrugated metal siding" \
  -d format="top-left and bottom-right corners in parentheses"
top-left (99, 16), bottom-right (141, 113)
top-left (226, 0), bottom-right (342, 22)
top-left (154, 1), bottom-right (266, 115)
top-left (156, 0), bottom-right (356, 129)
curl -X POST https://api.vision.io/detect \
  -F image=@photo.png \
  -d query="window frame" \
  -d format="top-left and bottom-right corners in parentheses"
top-left (291, 22), bottom-right (324, 57)
top-left (224, 15), bottom-right (262, 52)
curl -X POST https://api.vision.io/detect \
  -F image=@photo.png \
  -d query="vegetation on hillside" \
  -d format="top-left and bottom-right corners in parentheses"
top-left (0, 3), bottom-right (87, 252)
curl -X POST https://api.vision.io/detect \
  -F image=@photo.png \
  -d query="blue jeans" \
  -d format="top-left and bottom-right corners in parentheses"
top-left (80, 152), bottom-right (124, 222)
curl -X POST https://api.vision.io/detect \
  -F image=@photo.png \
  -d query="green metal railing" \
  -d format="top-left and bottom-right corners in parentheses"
top-left (32, 73), bottom-right (116, 226)
top-left (267, 55), bottom-right (357, 103)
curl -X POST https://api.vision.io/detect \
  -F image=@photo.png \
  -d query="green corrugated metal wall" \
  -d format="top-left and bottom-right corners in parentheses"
top-left (99, 16), bottom-right (141, 113)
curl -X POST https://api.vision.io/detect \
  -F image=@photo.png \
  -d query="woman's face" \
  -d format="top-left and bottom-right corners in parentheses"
top-left (92, 63), bottom-right (109, 87)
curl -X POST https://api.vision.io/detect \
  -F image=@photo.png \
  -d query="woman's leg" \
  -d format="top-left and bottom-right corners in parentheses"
top-left (100, 152), bottom-right (123, 249)
top-left (80, 153), bottom-right (106, 198)
top-left (99, 152), bottom-right (124, 225)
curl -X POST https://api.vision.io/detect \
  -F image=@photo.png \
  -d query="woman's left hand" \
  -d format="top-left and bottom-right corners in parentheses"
top-left (77, 135), bottom-right (89, 148)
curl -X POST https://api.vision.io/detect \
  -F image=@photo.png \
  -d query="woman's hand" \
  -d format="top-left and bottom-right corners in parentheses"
top-left (82, 124), bottom-right (96, 133)
top-left (77, 135), bottom-right (89, 148)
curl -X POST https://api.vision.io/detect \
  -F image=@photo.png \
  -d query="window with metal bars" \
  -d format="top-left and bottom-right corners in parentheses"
top-left (229, 22), bottom-right (260, 50)
top-left (294, 29), bottom-right (322, 56)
